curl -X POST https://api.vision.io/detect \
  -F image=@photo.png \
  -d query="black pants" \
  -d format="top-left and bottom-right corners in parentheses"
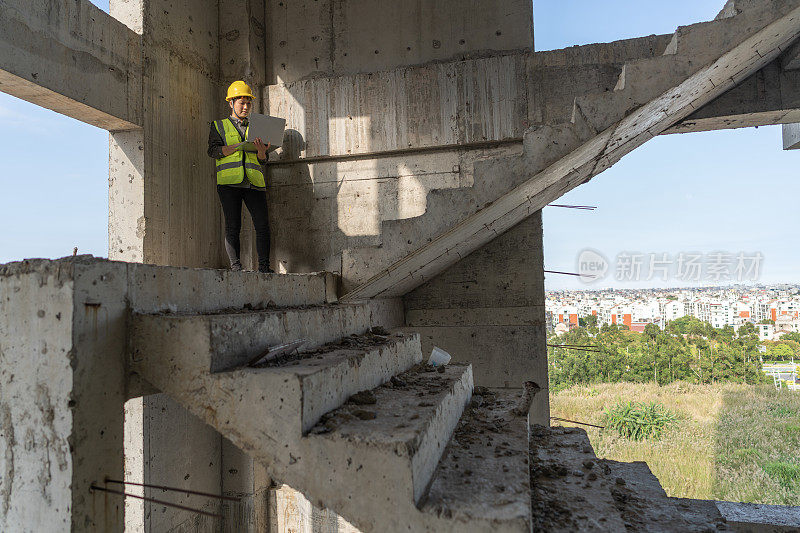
top-left (217, 185), bottom-right (271, 272)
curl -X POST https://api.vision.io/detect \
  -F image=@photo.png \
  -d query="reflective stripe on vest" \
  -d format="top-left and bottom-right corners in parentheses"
top-left (213, 119), bottom-right (266, 187)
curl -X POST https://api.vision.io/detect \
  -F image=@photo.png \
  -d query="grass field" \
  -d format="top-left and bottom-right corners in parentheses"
top-left (550, 382), bottom-right (800, 505)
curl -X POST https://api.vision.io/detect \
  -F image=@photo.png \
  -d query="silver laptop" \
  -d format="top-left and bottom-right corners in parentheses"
top-left (239, 113), bottom-right (286, 152)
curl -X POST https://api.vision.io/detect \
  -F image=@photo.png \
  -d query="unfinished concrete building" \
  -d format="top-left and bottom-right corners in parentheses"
top-left (2, 0), bottom-right (800, 531)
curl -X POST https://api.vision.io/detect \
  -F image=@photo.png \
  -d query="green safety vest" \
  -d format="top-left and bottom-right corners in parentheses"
top-left (213, 119), bottom-right (266, 187)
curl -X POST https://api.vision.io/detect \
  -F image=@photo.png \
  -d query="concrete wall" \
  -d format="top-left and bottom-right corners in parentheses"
top-left (259, 0), bottom-right (534, 279)
top-left (270, 485), bottom-right (360, 533)
top-left (265, 0), bottom-right (533, 84)
top-left (0, 259), bottom-right (128, 532)
top-left (402, 213), bottom-right (549, 424)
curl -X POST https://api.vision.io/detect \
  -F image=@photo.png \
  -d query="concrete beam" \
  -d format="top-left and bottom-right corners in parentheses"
top-left (0, 0), bottom-right (142, 130)
top-left (783, 122), bottom-right (800, 148)
top-left (341, 5), bottom-right (800, 300)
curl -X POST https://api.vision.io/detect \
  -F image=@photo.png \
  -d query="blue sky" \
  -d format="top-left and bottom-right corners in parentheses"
top-left (0, 1), bottom-right (796, 290)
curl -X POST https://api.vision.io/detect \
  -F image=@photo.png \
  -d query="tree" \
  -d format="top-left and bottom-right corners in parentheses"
top-left (579, 314), bottom-right (598, 330)
top-left (644, 323), bottom-right (660, 342)
top-left (767, 343), bottom-right (794, 362)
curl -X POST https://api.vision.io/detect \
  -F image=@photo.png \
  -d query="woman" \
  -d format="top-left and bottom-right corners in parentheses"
top-left (207, 80), bottom-right (273, 273)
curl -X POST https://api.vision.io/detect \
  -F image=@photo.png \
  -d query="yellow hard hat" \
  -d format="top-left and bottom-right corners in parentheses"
top-left (226, 80), bottom-right (254, 101)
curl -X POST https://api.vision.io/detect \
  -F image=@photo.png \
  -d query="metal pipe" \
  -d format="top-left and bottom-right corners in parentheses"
top-left (264, 138), bottom-right (523, 166)
top-left (103, 478), bottom-right (241, 502)
top-left (89, 485), bottom-right (223, 518)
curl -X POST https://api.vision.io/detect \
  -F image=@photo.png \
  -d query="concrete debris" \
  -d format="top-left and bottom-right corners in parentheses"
top-left (256, 331), bottom-right (399, 368)
top-left (349, 390), bottom-right (377, 405)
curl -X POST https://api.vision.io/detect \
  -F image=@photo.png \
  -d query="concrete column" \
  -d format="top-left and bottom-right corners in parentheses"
top-left (782, 123), bottom-right (800, 149)
top-left (110, 0), bottom-right (226, 268)
top-left (221, 439), bottom-right (272, 532)
top-left (403, 213), bottom-right (549, 425)
top-left (0, 259), bottom-right (128, 532)
top-left (269, 485), bottom-right (361, 533)
top-left (109, 130), bottom-right (146, 262)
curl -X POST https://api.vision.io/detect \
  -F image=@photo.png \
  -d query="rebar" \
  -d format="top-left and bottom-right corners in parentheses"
top-left (548, 204), bottom-right (597, 210)
top-left (103, 478), bottom-right (241, 502)
top-left (550, 416), bottom-right (606, 429)
top-left (90, 485), bottom-right (223, 518)
top-left (544, 270), bottom-right (594, 278)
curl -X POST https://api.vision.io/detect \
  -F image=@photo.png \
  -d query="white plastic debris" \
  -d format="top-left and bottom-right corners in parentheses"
top-left (428, 346), bottom-right (451, 367)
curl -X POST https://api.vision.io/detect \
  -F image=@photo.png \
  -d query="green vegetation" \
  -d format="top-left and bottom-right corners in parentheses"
top-left (548, 317), bottom-right (767, 393)
top-left (603, 401), bottom-right (678, 441)
top-left (551, 382), bottom-right (800, 505)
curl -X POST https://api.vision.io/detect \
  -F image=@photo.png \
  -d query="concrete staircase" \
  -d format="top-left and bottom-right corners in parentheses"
top-left (129, 300), bottom-right (531, 532)
top-left (340, 0), bottom-right (800, 298)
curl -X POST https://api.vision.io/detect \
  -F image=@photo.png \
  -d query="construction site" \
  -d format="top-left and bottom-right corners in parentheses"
top-left (2, 0), bottom-right (800, 530)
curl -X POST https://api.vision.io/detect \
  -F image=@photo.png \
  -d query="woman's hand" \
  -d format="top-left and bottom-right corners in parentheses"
top-left (254, 138), bottom-right (270, 160)
top-left (221, 143), bottom-right (243, 157)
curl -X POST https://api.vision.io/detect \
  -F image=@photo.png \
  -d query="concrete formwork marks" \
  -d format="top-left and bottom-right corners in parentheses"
top-left (266, 0), bottom-right (533, 84)
top-left (267, 54), bottom-right (528, 159)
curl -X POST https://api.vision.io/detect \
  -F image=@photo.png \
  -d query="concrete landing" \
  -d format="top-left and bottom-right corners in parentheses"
top-left (530, 426), bottom-right (627, 532)
top-left (606, 460), bottom-right (725, 532)
top-left (420, 389), bottom-right (531, 532)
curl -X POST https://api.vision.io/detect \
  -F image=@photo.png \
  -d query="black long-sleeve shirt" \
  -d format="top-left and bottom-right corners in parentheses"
top-left (207, 116), bottom-right (269, 190)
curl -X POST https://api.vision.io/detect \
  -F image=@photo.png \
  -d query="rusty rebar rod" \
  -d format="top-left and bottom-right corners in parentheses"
top-left (103, 478), bottom-right (241, 502)
top-left (550, 416), bottom-right (606, 429)
top-left (548, 204), bottom-right (597, 210)
top-left (90, 485), bottom-right (223, 518)
top-left (544, 270), bottom-right (595, 278)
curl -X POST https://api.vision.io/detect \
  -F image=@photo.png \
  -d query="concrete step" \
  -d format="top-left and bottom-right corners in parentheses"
top-left (341, 150), bottom-right (524, 291)
top-left (419, 389), bottom-right (531, 533)
top-left (131, 324), bottom-right (422, 442)
top-left (306, 363), bottom-right (473, 504)
top-left (301, 362), bottom-right (474, 533)
top-left (529, 426), bottom-right (627, 532)
top-left (130, 300), bottom-right (401, 375)
top-left (604, 461), bottom-right (697, 532)
top-left (215, 332), bottom-right (424, 434)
